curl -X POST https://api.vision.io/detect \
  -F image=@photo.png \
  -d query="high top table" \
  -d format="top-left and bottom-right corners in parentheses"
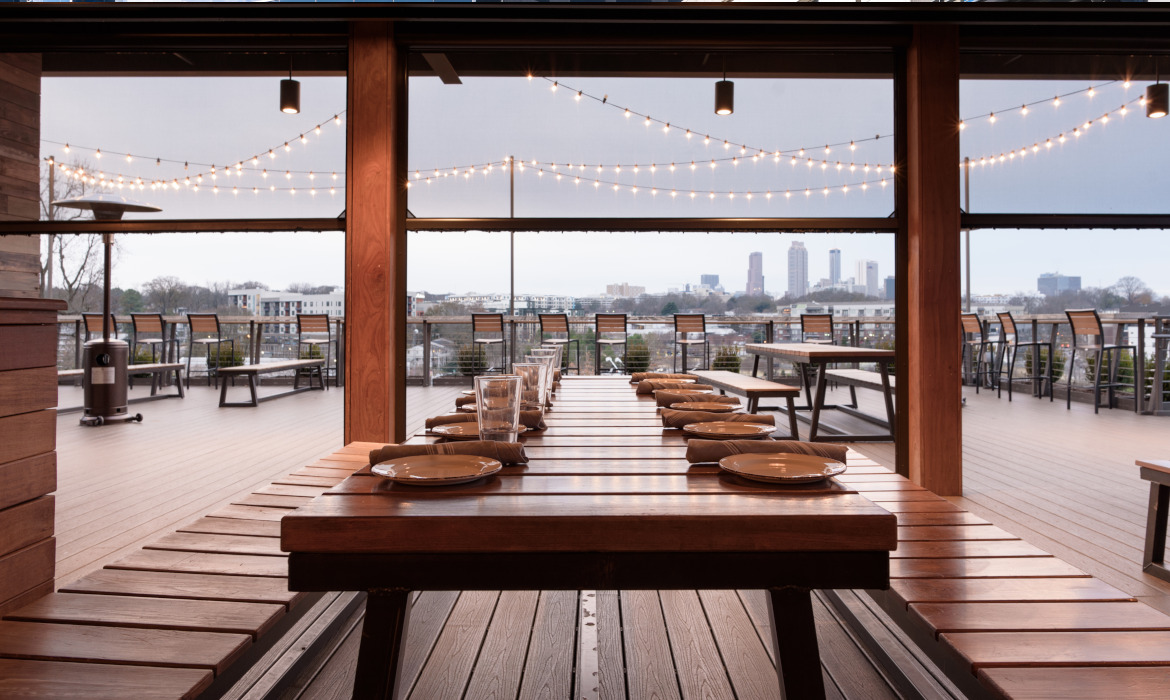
top-left (281, 376), bottom-right (897, 699)
top-left (745, 342), bottom-right (896, 441)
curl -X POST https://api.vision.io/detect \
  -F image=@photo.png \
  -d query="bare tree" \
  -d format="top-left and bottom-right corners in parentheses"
top-left (144, 276), bottom-right (187, 315)
top-left (54, 234), bottom-right (105, 312)
top-left (39, 158), bottom-right (96, 296)
top-left (1113, 276), bottom-right (1152, 305)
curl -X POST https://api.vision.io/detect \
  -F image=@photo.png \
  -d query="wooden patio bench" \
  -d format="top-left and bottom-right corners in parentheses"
top-left (1140, 458), bottom-right (1170, 584)
top-left (689, 369), bottom-right (801, 438)
top-left (0, 440), bottom-right (385, 699)
top-left (216, 359), bottom-right (325, 408)
top-left (842, 453), bottom-right (1170, 699)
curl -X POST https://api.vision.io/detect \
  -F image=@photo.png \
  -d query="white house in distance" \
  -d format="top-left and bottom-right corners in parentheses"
top-left (228, 287), bottom-right (345, 333)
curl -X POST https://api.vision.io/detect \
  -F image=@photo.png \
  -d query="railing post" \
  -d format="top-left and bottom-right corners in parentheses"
top-left (765, 320), bottom-right (774, 380)
top-left (337, 320), bottom-right (345, 388)
top-left (509, 318), bottom-right (517, 371)
top-left (248, 320), bottom-right (257, 364)
top-left (423, 320), bottom-right (432, 387)
top-left (73, 319), bottom-right (81, 368)
top-left (1137, 318), bottom-right (1147, 413)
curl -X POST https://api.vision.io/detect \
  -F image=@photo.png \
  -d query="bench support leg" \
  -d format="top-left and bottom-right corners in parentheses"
top-left (1144, 481), bottom-right (1170, 583)
top-left (353, 588), bottom-right (412, 700)
top-left (880, 363), bottom-right (896, 439)
top-left (785, 396), bottom-right (799, 440)
top-left (767, 587), bottom-right (825, 700)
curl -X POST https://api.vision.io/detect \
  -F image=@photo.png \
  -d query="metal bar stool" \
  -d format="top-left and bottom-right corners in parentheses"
top-left (297, 313), bottom-right (334, 390)
top-left (131, 313), bottom-right (177, 364)
top-left (800, 313), bottom-right (836, 344)
top-left (82, 313), bottom-right (121, 342)
top-left (1064, 308), bottom-right (1138, 413)
top-left (594, 313), bottom-right (628, 374)
top-left (186, 313), bottom-right (234, 388)
top-left (1150, 315), bottom-right (1170, 416)
top-left (673, 313), bottom-right (709, 373)
top-left (471, 313), bottom-right (508, 374)
top-left (539, 313), bottom-right (579, 375)
top-left (960, 313), bottom-right (996, 393)
top-left (994, 312), bottom-right (1054, 401)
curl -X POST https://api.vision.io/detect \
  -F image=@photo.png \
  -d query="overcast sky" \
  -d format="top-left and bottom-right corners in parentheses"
top-left (40, 73), bottom-right (1170, 297)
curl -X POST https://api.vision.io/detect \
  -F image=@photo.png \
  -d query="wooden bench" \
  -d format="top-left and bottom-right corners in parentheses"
top-left (841, 453), bottom-right (1170, 699)
top-left (1140, 458), bottom-right (1170, 584)
top-left (823, 368), bottom-right (897, 439)
top-left (690, 369), bottom-right (801, 439)
top-left (57, 363), bottom-right (185, 414)
top-left (216, 359), bottom-right (325, 408)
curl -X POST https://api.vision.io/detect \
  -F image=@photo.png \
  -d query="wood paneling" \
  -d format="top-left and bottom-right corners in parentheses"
top-left (0, 539), bottom-right (54, 613)
top-left (0, 496), bottom-right (53, 559)
top-left (0, 54), bottom-right (41, 298)
top-left (0, 325), bottom-right (55, 372)
top-left (0, 659), bottom-right (212, 700)
top-left (0, 367), bottom-right (56, 418)
top-left (345, 23), bottom-right (408, 444)
top-left (0, 452), bottom-right (55, 511)
top-left (0, 410), bottom-right (54, 464)
top-left (899, 26), bottom-right (962, 495)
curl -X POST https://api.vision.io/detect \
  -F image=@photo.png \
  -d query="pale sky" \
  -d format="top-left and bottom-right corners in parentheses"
top-left (39, 73), bottom-right (1170, 298)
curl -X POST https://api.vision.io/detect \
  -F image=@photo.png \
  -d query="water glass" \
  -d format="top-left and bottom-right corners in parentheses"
top-left (541, 343), bottom-right (565, 373)
top-left (524, 352), bottom-right (557, 405)
top-left (474, 375), bottom-right (523, 442)
top-left (512, 362), bottom-right (549, 410)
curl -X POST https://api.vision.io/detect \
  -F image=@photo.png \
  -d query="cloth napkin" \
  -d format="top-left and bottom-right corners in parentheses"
top-left (655, 391), bottom-right (740, 408)
top-left (554, 369), bottom-right (562, 382)
top-left (685, 439), bottom-right (847, 464)
top-left (369, 441), bottom-right (529, 466)
top-left (660, 409), bottom-right (772, 429)
top-left (455, 395), bottom-right (475, 408)
top-left (636, 380), bottom-right (714, 395)
top-left (630, 372), bottom-right (699, 384)
top-left (426, 411), bottom-right (547, 431)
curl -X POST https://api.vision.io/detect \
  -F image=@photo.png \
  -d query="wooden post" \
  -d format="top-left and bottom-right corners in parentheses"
top-left (345, 22), bottom-right (408, 444)
top-left (896, 26), bottom-right (963, 495)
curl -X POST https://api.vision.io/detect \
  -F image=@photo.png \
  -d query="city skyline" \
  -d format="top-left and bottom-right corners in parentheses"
top-left (746, 252), bottom-right (765, 296)
top-left (787, 241), bottom-right (808, 298)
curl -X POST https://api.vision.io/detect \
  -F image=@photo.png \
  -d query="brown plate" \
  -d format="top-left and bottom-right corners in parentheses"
top-left (652, 388), bottom-right (713, 396)
top-left (719, 453), bottom-right (847, 484)
top-left (431, 422), bottom-right (528, 440)
top-left (372, 454), bottom-right (502, 485)
top-left (670, 401), bottom-right (741, 412)
top-left (681, 421), bottom-right (774, 440)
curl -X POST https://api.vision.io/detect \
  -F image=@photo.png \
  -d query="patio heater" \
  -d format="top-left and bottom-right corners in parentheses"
top-left (52, 194), bottom-right (161, 426)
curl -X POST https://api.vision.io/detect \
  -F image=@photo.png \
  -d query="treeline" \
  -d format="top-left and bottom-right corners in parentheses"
top-left (45, 276), bottom-right (337, 316)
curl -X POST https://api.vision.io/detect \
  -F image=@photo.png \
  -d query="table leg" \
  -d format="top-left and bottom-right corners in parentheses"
top-left (808, 363), bottom-right (829, 441)
top-left (353, 588), bottom-right (412, 700)
top-left (879, 362), bottom-right (896, 438)
top-left (785, 396), bottom-right (799, 440)
top-left (682, 344), bottom-right (689, 374)
top-left (1143, 482), bottom-right (1170, 583)
top-left (752, 353), bottom-right (761, 378)
top-left (767, 587), bottom-right (825, 700)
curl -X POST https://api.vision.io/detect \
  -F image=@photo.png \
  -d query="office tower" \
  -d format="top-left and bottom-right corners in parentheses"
top-left (865, 261), bottom-right (879, 297)
top-left (885, 276), bottom-right (895, 300)
top-left (746, 252), bottom-right (765, 296)
top-left (787, 242), bottom-right (808, 298)
top-left (701, 274), bottom-right (720, 288)
top-left (829, 248), bottom-right (841, 285)
top-left (1037, 273), bottom-right (1081, 296)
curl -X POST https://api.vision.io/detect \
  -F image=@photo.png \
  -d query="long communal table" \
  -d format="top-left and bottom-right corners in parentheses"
top-left (281, 375), bottom-right (898, 699)
top-left (746, 342), bottom-right (896, 441)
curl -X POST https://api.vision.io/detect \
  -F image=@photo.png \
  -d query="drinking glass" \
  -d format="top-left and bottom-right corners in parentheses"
top-left (541, 343), bottom-right (565, 374)
top-left (512, 362), bottom-right (549, 411)
top-left (524, 352), bottom-right (557, 405)
top-left (474, 375), bottom-right (523, 442)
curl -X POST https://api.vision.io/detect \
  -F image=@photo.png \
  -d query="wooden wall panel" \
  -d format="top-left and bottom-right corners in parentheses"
top-left (0, 53), bottom-right (41, 299)
top-left (0, 367), bottom-right (56, 419)
top-left (0, 411), bottom-right (55, 465)
top-left (0, 453), bottom-right (56, 512)
top-left (0, 539), bottom-right (54, 616)
top-left (0, 325), bottom-right (55, 372)
top-left (0, 497), bottom-right (53, 559)
top-left (344, 23), bottom-right (408, 444)
top-left (900, 26), bottom-right (963, 496)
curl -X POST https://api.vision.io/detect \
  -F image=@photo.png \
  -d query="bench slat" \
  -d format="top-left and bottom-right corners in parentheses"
top-left (177, 516), bottom-right (282, 538)
top-left (0, 659), bottom-right (212, 700)
top-left (943, 630), bottom-right (1170, 668)
top-left (891, 578), bottom-right (1135, 606)
top-left (58, 569), bottom-right (300, 608)
top-left (108, 550), bottom-right (289, 578)
top-left (912, 602), bottom-right (1170, 635)
top-left (891, 557), bottom-right (1088, 579)
top-left (145, 533), bottom-right (287, 558)
top-left (978, 666), bottom-right (1170, 699)
top-left (218, 359), bottom-right (324, 375)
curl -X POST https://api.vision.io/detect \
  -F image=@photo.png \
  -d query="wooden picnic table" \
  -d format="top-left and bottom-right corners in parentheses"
top-left (745, 342), bottom-right (896, 442)
top-left (281, 376), bottom-right (897, 699)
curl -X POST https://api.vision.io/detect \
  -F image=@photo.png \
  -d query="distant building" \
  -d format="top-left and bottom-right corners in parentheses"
top-left (829, 249), bottom-right (841, 285)
top-left (884, 276), bottom-right (895, 300)
top-left (787, 243), bottom-right (808, 298)
top-left (228, 287), bottom-right (346, 333)
top-left (855, 260), bottom-right (879, 297)
top-left (446, 292), bottom-right (575, 315)
top-left (605, 283), bottom-right (646, 298)
top-left (746, 252), bottom-right (765, 296)
top-left (1037, 273), bottom-right (1081, 296)
top-left (701, 274), bottom-right (720, 289)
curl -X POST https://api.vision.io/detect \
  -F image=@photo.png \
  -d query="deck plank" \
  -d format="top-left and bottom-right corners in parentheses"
top-left (659, 589), bottom-right (735, 700)
top-left (620, 590), bottom-right (682, 700)
top-left (407, 591), bottom-right (497, 700)
top-left (0, 659), bottom-right (213, 700)
top-left (518, 590), bottom-right (578, 700)
top-left (57, 569), bottom-right (300, 608)
top-left (462, 591), bottom-right (539, 700)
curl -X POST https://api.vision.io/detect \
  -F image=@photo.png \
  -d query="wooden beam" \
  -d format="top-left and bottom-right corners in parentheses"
top-left (899, 25), bottom-right (962, 496)
top-left (345, 22), bottom-right (408, 445)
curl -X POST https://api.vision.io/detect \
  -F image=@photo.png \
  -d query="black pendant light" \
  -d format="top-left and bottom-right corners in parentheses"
top-left (1147, 58), bottom-right (1168, 119)
top-left (280, 57), bottom-right (301, 114)
top-left (714, 61), bottom-right (734, 116)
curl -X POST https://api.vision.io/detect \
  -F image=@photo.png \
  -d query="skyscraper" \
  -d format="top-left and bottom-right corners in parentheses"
top-left (701, 274), bottom-right (720, 289)
top-left (746, 252), bottom-right (764, 296)
top-left (865, 260), bottom-right (879, 297)
top-left (829, 248), bottom-right (841, 285)
top-left (787, 242), bottom-right (808, 299)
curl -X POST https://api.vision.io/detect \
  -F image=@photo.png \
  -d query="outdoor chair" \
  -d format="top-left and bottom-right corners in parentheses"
top-left (1064, 308), bottom-right (1138, 413)
top-left (960, 313), bottom-right (996, 393)
top-left (297, 314), bottom-right (334, 389)
top-left (800, 313), bottom-right (836, 344)
top-left (673, 313), bottom-right (710, 373)
top-left (82, 313), bottom-right (122, 342)
top-left (995, 311), bottom-right (1054, 402)
top-left (471, 313), bottom-right (508, 374)
top-left (538, 313), bottom-right (579, 375)
top-left (594, 313), bottom-right (628, 374)
top-left (186, 313), bottom-right (234, 389)
top-left (130, 313), bottom-right (177, 364)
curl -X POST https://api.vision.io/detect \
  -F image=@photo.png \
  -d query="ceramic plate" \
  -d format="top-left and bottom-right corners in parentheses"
top-left (718, 453), bottom-right (847, 484)
top-left (670, 401), bottom-right (741, 413)
top-left (431, 422), bottom-right (527, 440)
top-left (371, 454), bottom-right (502, 485)
top-left (457, 403), bottom-right (477, 413)
top-left (460, 389), bottom-right (476, 396)
top-left (653, 388), bottom-right (713, 396)
top-left (682, 421), bottom-right (774, 439)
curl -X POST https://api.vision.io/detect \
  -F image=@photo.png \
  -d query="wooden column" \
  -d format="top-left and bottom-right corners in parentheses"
top-left (895, 26), bottom-right (962, 495)
top-left (0, 53), bottom-right (42, 298)
top-left (345, 23), bottom-right (408, 444)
